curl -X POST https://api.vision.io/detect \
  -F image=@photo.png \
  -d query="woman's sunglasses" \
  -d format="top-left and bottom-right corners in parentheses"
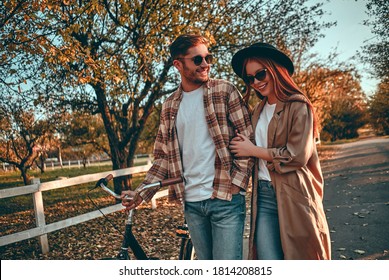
top-left (245, 69), bottom-right (267, 84)
top-left (177, 54), bottom-right (213, 66)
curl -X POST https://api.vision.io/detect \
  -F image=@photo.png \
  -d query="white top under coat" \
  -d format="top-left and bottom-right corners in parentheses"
top-left (255, 101), bottom-right (276, 181)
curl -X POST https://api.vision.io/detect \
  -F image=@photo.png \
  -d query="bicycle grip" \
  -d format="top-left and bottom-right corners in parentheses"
top-left (97, 174), bottom-right (113, 188)
top-left (160, 177), bottom-right (183, 187)
top-left (105, 174), bottom-right (114, 182)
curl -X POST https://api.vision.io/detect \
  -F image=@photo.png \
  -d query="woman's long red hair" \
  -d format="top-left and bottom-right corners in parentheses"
top-left (242, 57), bottom-right (319, 138)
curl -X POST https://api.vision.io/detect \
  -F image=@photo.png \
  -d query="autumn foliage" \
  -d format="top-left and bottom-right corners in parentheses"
top-left (0, 0), bottom-right (376, 189)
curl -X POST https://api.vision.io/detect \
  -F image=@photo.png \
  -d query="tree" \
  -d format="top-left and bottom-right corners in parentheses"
top-left (136, 102), bottom-right (162, 154)
top-left (293, 51), bottom-right (358, 132)
top-left (61, 111), bottom-right (110, 156)
top-left (321, 98), bottom-right (366, 141)
top-left (320, 71), bottom-right (368, 141)
top-left (56, 111), bottom-right (111, 167)
top-left (369, 81), bottom-right (389, 135)
top-left (0, 99), bottom-right (59, 185)
top-left (360, 1), bottom-right (389, 136)
top-left (360, 0), bottom-right (388, 81)
top-left (0, 0), bottom-right (48, 92)
top-left (34, 133), bottom-right (63, 173)
top-left (2, 0), bottom-right (334, 192)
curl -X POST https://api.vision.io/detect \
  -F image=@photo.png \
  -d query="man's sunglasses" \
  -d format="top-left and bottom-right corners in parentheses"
top-left (245, 69), bottom-right (267, 84)
top-left (177, 54), bottom-right (213, 66)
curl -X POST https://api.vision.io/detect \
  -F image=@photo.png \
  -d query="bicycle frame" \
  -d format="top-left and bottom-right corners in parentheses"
top-left (177, 219), bottom-right (195, 260)
top-left (95, 174), bottom-right (186, 260)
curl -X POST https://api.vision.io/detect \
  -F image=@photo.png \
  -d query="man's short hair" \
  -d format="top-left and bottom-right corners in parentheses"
top-left (169, 34), bottom-right (209, 60)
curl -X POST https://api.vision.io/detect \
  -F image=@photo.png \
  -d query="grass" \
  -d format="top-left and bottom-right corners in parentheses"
top-left (0, 164), bottom-right (113, 189)
top-left (0, 162), bottom-right (147, 216)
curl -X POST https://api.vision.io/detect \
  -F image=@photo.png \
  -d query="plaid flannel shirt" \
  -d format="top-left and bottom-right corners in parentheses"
top-left (138, 79), bottom-right (254, 204)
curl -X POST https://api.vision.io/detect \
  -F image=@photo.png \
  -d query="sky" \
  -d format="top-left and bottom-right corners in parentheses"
top-left (309, 0), bottom-right (379, 96)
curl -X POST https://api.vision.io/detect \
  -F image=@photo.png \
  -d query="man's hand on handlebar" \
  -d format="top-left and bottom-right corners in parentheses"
top-left (120, 190), bottom-right (143, 210)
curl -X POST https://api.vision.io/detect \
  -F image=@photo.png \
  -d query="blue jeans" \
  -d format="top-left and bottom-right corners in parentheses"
top-left (184, 194), bottom-right (246, 260)
top-left (255, 180), bottom-right (284, 260)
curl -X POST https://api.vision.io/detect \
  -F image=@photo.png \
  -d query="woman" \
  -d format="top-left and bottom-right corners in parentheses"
top-left (230, 42), bottom-right (331, 260)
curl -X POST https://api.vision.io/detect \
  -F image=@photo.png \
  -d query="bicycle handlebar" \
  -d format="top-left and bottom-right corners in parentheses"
top-left (97, 174), bottom-right (183, 200)
top-left (159, 177), bottom-right (183, 187)
top-left (98, 174), bottom-right (120, 199)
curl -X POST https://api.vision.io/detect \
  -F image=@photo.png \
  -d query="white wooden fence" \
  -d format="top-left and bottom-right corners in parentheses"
top-left (0, 162), bottom-right (169, 254)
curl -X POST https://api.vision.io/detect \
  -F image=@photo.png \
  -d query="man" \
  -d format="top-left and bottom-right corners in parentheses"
top-left (121, 34), bottom-right (253, 260)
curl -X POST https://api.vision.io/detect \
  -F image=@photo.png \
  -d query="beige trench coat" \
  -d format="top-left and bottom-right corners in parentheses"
top-left (248, 95), bottom-right (331, 260)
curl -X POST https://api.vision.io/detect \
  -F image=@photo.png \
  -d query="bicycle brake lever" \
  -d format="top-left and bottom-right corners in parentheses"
top-left (122, 194), bottom-right (135, 202)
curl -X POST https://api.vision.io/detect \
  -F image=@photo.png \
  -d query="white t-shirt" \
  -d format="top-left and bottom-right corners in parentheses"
top-left (176, 87), bottom-right (215, 202)
top-left (255, 102), bottom-right (276, 181)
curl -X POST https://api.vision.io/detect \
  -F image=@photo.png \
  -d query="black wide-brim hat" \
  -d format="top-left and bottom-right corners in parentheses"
top-left (231, 42), bottom-right (294, 78)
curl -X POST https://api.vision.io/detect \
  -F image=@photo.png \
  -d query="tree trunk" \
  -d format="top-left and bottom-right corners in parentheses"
top-left (95, 84), bottom-right (141, 195)
top-left (19, 166), bottom-right (30, 186)
top-left (36, 154), bottom-right (46, 173)
top-left (111, 147), bottom-right (133, 194)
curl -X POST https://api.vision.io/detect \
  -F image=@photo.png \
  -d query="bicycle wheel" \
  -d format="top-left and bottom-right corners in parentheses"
top-left (179, 238), bottom-right (195, 260)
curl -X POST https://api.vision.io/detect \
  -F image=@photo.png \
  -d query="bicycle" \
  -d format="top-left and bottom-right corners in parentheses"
top-left (89, 174), bottom-right (195, 260)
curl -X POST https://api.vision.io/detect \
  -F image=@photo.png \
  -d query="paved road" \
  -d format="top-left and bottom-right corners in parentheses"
top-left (243, 136), bottom-right (389, 260)
top-left (322, 137), bottom-right (389, 260)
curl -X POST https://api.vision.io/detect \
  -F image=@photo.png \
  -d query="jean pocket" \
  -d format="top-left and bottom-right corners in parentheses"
top-left (259, 181), bottom-right (274, 191)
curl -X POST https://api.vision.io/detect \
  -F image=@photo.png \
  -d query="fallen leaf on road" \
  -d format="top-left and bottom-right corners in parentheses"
top-left (354, 250), bottom-right (365, 255)
top-left (337, 248), bottom-right (346, 251)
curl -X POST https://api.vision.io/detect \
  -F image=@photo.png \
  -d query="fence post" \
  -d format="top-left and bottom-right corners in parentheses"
top-left (31, 178), bottom-right (49, 254)
top-left (151, 198), bottom-right (157, 209)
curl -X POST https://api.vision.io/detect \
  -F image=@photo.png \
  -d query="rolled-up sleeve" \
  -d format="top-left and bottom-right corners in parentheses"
top-left (267, 102), bottom-right (314, 174)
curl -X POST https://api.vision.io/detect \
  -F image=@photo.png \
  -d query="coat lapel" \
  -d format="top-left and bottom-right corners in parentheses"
top-left (267, 101), bottom-right (284, 147)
